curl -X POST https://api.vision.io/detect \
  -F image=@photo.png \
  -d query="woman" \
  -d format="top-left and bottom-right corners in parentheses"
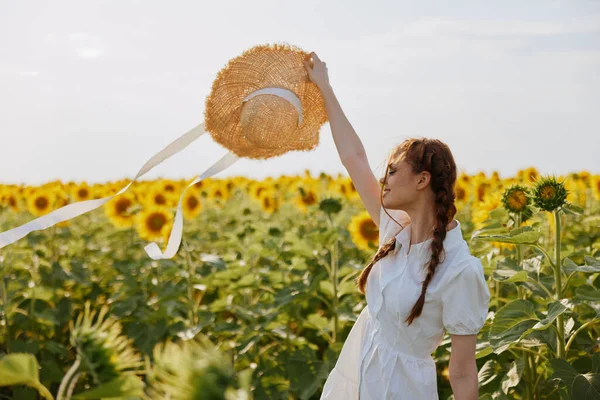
top-left (303, 52), bottom-right (491, 400)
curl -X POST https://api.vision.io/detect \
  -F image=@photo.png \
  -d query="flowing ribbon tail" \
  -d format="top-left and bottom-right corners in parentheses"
top-left (0, 122), bottom-right (237, 260)
top-left (144, 151), bottom-right (240, 260)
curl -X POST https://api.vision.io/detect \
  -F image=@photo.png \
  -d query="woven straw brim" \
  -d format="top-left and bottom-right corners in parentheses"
top-left (204, 43), bottom-right (328, 160)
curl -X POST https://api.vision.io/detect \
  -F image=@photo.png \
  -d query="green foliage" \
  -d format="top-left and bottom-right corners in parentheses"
top-left (0, 178), bottom-right (598, 400)
top-left (0, 353), bottom-right (53, 400)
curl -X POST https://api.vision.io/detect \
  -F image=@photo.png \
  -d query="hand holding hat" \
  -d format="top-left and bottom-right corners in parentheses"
top-left (303, 52), bottom-right (330, 89)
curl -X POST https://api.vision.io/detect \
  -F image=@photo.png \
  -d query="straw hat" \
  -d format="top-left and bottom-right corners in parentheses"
top-left (204, 43), bottom-right (328, 159)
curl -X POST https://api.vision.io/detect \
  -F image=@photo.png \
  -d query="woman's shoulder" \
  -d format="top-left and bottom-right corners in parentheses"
top-left (442, 251), bottom-right (483, 280)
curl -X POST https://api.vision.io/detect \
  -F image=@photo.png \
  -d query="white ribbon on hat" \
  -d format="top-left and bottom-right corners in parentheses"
top-left (242, 87), bottom-right (303, 124)
top-left (0, 87), bottom-right (303, 260)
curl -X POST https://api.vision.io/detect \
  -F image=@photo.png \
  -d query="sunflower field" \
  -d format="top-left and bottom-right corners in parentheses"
top-left (0, 167), bottom-right (598, 399)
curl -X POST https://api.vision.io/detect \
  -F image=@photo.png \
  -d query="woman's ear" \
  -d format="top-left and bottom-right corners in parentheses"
top-left (417, 171), bottom-right (431, 189)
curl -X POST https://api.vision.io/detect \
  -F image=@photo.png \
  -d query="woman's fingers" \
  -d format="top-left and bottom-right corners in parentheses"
top-left (303, 60), bottom-right (312, 73)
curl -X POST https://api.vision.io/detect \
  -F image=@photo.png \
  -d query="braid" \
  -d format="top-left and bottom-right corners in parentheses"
top-left (357, 236), bottom-right (395, 294)
top-left (405, 150), bottom-right (457, 326)
top-left (355, 138), bottom-right (457, 327)
top-left (356, 209), bottom-right (404, 294)
top-left (404, 186), bottom-right (456, 325)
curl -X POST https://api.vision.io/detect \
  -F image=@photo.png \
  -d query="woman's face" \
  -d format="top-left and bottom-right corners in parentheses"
top-left (380, 158), bottom-right (427, 209)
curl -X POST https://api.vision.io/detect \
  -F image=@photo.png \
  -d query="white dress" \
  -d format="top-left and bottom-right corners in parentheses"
top-left (320, 206), bottom-right (491, 400)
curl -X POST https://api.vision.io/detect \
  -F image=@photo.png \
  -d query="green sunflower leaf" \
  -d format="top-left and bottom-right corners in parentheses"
top-left (575, 286), bottom-right (600, 301)
top-left (532, 299), bottom-right (570, 330)
top-left (549, 358), bottom-right (600, 399)
top-left (489, 299), bottom-right (539, 351)
top-left (0, 353), bottom-right (41, 387)
top-left (473, 226), bottom-right (542, 245)
top-left (562, 202), bottom-right (584, 215)
top-left (564, 257), bottom-right (600, 274)
top-left (492, 269), bottom-right (528, 283)
top-left (72, 375), bottom-right (144, 399)
top-left (0, 353), bottom-right (54, 400)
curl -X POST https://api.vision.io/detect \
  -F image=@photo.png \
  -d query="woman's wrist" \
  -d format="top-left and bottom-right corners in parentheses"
top-left (318, 82), bottom-right (334, 100)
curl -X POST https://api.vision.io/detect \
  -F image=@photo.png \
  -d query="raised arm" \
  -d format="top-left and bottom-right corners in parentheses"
top-left (304, 52), bottom-right (383, 227)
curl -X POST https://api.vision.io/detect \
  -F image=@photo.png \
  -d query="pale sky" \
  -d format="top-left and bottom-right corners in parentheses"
top-left (1, 0), bottom-right (599, 186)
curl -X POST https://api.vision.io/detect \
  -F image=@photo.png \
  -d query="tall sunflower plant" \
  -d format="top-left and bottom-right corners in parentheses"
top-left (471, 176), bottom-right (600, 399)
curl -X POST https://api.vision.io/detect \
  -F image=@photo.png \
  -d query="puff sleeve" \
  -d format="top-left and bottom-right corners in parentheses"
top-left (441, 257), bottom-right (491, 335)
top-left (378, 205), bottom-right (409, 247)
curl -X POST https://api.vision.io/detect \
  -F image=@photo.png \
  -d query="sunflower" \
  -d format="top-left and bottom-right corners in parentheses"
top-left (471, 192), bottom-right (502, 229)
top-left (348, 211), bottom-right (379, 251)
top-left (207, 182), bottom-right (231, 204)
top-left (159, 179), bottom-right (180, 194)
top-left (518, 167), bottom-right (540, 184)
top-left (458, 172), bottom-right (471, 185)
top-left (91, 183), bottom-right (105, 199)
top-left (224, 178), bottom-right (236, 193)
top-left (104, 192), bottom-right (137, 228)
top-left (490, 171), bottom-right (501, 184)
top-left (114, 183), bottom-right (127, 197)
top-left (474, 180), bottom-right (490, 203)
top-left (192, 178), bottom-right (210, 194)
top-left (70, 182), bottom-right (94, 202)
top-left (53, 186), bottom-right (70, 208)
top-left (532, 176), bottom-right (568, 212)
top-left (332, 178), bottom-right (349, 199)
top-left (249, 182), bottom-right (270, 202)
top-left (295, 186), bottom-right (319, 213)
top-left (70, 301), bottom-right (143, 392)
top-left (142, 186), bottom-right (177, 208)
top-left (575, 170), bottom-right (591, 186)
top-left (1, 187), bottom-right (20, 212)
top-left (258, 191), bottom-right (280, 214)
top-left (591, 175), bottom-right (600, 202)
top-left (135, 206), bottom-right (173, 242)
top-left (343, 178), bottom-right (359, 200)
top-left (454, 181), bottom-right (471, 204)
top-left (182, 188), bottom-right (202, 220)
top-left (501, 185), bottom-right (530, 214)
top-left (27, 189), bottom-right (57, 217)
top-left (52, 187), bottom-right (73, 228)
top-left (564, 178), bottom-right (587, 207)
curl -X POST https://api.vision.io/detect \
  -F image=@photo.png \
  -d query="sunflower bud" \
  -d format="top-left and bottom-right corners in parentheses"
top-left (532, 176), bottom-right (568, 212)
top-left (146, 335), bottom-right (242, 400)
top-left (319, 197), bottom-right (343, 215)
top-left (501, 184), bottom-right (531, 214)
top-left (70, 302), bottom-right (143, 386)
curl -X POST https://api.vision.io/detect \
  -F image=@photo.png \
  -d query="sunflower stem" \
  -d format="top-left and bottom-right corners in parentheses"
top-left (515, 213), bottom-right (524, 300)
top-left (553, 210), bottom-right (566, 359)
top-left (0, 271), bottom-right (10, 353)
top-left (29, 254), bottom-right (39, 335)
top-left (182, 239), bottom-right (197, 326)
top-left (515, 213), bottom-right (537, 399)
top-left (565, 318), bottom-right (600, 353)
top-left (64, 372), bottom-right (81, 400)
top-left (57, 355), bottom-right (81, 400)
top-left (326, 214), bottom-right (339, 343)
top-left (332, 238), bottom-right (339, 343)
top-left (31, 382), bottom-right (54, 400)
top-left (533, 245), bottom-right (556, 269)
top-left (51, 224), bottom-right (57, 265)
